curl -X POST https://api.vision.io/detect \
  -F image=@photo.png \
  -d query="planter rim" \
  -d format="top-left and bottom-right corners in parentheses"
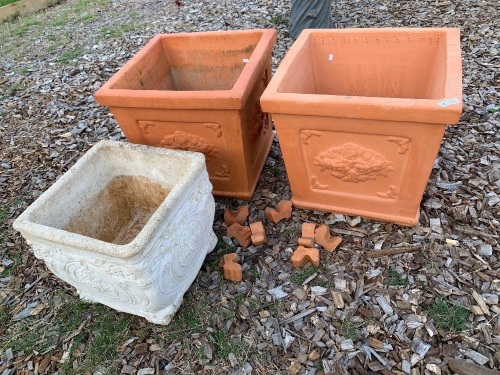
top-left (13, 140), bottom-right (206, 259)
top-left (260, 27), bottom-right (463, 124)
top-left (95, 29), bottom-right (277, 110)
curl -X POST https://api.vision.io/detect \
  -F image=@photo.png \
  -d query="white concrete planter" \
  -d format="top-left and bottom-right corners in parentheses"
top-left (13, 140), bottom-right (216, 325)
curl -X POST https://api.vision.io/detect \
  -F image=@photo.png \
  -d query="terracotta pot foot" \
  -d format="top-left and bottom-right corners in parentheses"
top-left (221, 253), bottom-right (242, 282)
top-left (249, 221), bottom-right (266, 246)
top-left (298, 222), bottom-right (316, 247)
top-left (224, 205), bottom-right (249, 226)
top-left (291, 246), bottom-right (320, 268)
top-left (265, 200), bottom-right (292, 223)
top-left (315, 224), bottom-right (342, 252)
top-left (227, 223), bottom-right (252, 247)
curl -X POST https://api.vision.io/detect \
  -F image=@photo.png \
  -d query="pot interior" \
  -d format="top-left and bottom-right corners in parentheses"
top-left (65, 175), bottom-right (170, 245)
top-left (112, 32), bottom-right (263, 91)
top-left (277, 30), bottom-right (448, 100)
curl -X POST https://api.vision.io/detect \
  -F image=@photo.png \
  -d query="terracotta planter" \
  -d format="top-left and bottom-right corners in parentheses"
top-left (13, 141), bottom-right (216, 325)
top-left (261, 28), bottom-right (462, 225)
top-left (95, 29), bottom-right (277, 200)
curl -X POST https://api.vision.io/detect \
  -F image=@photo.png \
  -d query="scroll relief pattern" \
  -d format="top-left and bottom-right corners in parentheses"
top-left (143, 173), bottom-right (216, 300)
top-left (301, 130), bottom-right (322, 145)
top-left (376, 185), bottom-right (398, 199)
top-left (33, 243), bottom-right (150, 308)
top-left (314, 143), bottom-right (394, 183)
top-left (160, 131), bottom-right (219, 160)
top-left (215, 164), bottom-right (230, 178)
top-left (204, 123), bottom-right (222, 137)
top-left (310, 175), bottom-right (329, 190)
top-left (387, 137), bottom-right (410, 154)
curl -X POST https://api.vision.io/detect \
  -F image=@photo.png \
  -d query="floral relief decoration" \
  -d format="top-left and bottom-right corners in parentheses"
top-left (159, 131), bottom-right (219, 160)
top-left (314, 143), bottom-right (394, 183)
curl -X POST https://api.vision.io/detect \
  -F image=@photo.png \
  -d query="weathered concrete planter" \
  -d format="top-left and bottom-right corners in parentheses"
top-left (13, 141), bottom-right (216, 325)
top-left (261, 28), bottom-right (462, 225)
top-left (95, 29), bottom-right (277, 200)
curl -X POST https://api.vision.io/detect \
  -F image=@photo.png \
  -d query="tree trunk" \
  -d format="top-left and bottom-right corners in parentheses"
top-left (289, 0), bottom-right (333, 40)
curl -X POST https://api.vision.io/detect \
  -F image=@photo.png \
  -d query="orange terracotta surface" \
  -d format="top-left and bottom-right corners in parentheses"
top-left (297, 237), bottom-right (314, 248)
top-left (298, 222), bottom-right (316, 247)
top-left (291, 246), bottom-right (320, 268)
top-left (249, 221), bottom-right (266, 245)
top-left (315, 224), bottom-right (342, 252)
top-left (265, 200), bottom-right (293, 223)
top-left (222, 253), bottom-right (242, 282)
top-left (227, 223), bottom-right (252, 248)
top-left (260, 28), bottom-right (462, 225)
top-left (224, 205), bottom-right (249, 226)
top-left (95, 29), bottom-right (277, 199)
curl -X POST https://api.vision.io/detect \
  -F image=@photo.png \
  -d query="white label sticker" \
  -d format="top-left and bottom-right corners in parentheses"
top-left (438, 98), bottom-right (460, 107)
top-left (328, 53), bottom-right (334, 61)
top-left (243, 58), bottom-right (249, 63)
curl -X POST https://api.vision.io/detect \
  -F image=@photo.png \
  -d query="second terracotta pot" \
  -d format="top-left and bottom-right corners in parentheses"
top-left (95, 29), bottom-right (277, 199)
top-left (261, 28), bottom-right (463, 225)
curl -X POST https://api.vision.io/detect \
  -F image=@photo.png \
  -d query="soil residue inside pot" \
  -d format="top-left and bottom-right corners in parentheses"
top-left (65, 175), bottom-right (170, 245)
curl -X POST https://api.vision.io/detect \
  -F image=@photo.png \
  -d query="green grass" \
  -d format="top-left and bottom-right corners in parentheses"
top-left (51, 14), bottom-right (70, 26)
top-left (10, 19), bottom-right (42, 36)
top-left (2, 81), bottom-right (21, 96)
top-left (74, 0), bottom-right (111, 12)
top-left (1, 294), bottom-right (134, 374)
top-left (270, 15), bottom-right (287, 26)
top-left (210, 329), bottom-right (250, 360)
top-left (487, 104), bottom-right (499, 113)
top-left (57, 47), bottom-right (82, 63)
top-left (246, 261), bottom-right (259, 282)
top-left (0, 207), bottom-right (17, 279)
top-left (340, 318), bottom-right (361, 341)
top-left (0, 250), bottom-right (20, 277)
top-left (271, 167), bottom-right (282, 177)
top-left (0, 0), bottom-right (18, 7)
top-left (79, 12), bottom-right (95, 24)
top-left (204, 235), bottom-right (237, 270)
top-left (99, 23), bottom-right (137, 38)
top-left (290, 265), bottom-right (318, 285)
top-left (247, 295), bottom-right (263, 312)
top-left (282, 225), bottom-right (301, 241)
top-left (426, 260), bottom-right (440, 271)
top-left (428, 298), bottom-right (470, 333)
top-left (0, 304), bottom-right (10, 327)
top-left (385, 268), bottom-right (409, 286)
top-left (158, 290), bottom-right (254, 366)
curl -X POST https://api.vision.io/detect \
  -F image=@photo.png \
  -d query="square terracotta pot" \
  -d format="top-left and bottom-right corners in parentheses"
top-left (14, 141), bottom-right (217, 325)
top-left (95, 29), bottom-right (277, 200)
top-left (261, 28), bottom-right (462, 226)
